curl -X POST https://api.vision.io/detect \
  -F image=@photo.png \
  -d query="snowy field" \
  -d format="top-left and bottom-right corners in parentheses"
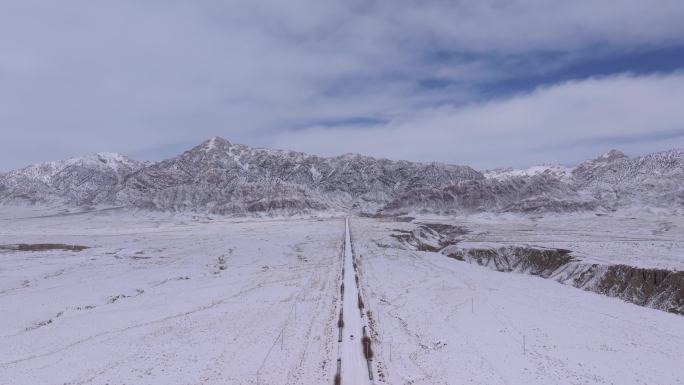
top-left (353, 216), bottom-right (684, 385)
top-left (1, 207), bottom-right (683, 385)
top-left (413, 210), bottom-right (684, 270)
top-left (0, 208), bottom-right (343, 385)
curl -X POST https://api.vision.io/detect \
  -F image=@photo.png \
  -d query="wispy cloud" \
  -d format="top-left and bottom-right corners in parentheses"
top-left (544, 128), bottom-right (684, 151)
top-left (273, 73), bottom-right (684, 169)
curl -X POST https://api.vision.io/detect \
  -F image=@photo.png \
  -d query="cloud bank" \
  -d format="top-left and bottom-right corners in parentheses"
top-left (274, 73), bottom-right (684, 168)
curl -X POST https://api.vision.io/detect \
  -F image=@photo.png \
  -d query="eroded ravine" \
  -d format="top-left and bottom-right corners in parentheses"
top-left (391, 223), bottom-right (683, 315)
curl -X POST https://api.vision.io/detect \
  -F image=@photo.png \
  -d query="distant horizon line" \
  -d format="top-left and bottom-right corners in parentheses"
top-left (3, 136), bottom-right (683, 174)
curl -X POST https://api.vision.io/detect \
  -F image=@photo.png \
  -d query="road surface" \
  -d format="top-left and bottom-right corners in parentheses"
top-left (339, 218), bottom-right (372, 385)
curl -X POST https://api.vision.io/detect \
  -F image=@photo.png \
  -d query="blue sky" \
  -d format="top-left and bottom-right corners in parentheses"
top-left (1, 0), bottom-right (684, 170)
top-left (478, 45), bottom-right (684, 96)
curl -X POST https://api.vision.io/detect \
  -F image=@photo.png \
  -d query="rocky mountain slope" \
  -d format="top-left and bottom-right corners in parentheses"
top-left (381, 148), bottom-right (684, 214)
top-left (0, 137), bottom-right (482, 214)
top-left (1, 138), bottom-right (682, 215)
top-left (0, 153), bottom-right (143, 206)
top-left (571, 148), bottom-right (684, 208)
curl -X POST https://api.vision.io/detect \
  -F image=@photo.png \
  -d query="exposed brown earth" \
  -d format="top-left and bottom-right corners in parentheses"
top-left (446, 247), bottom-right (683, 315)
top-left (391, 224), bottom-right (683, 315)
top-left (390, 223), bottom-right (468, 252)
top-left (6, 243), bottom-right (90, 252)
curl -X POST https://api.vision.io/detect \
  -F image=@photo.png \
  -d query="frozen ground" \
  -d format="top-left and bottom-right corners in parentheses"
top-left (1, 207), bottom-right (683, 385)
top-left (353, 216), bottom-right (684, 385)
top-left (0, 207), bottom-right (343, 385)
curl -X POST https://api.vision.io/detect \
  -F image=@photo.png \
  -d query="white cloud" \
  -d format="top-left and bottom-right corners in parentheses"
top-left (387, 0), bottom-right (684, 52)
top-left (273, 73), bottom-right (684, 169)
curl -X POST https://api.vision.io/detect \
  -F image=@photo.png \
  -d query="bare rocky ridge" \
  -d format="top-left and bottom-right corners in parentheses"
top-left (381, 174), bottom-right (597, 214)
top-left (1, 138), bottom-right (683, 215)
top-left (116, 137), bottom-right (482, 214)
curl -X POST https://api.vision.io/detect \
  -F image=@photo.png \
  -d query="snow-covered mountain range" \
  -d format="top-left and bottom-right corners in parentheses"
top-left (383, 148), bottom-right (684, 214)
top-left (1, 137), bottom-right (682, 215)
top-left (0, 152), bottom-right (143, 206)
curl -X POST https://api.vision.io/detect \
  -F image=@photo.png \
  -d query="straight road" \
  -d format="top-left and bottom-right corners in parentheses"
top-left (339, 218), bottom-right (372, 385)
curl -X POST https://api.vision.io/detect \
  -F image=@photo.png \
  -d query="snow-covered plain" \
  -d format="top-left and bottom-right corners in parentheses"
top-left (352, 216), bottom-right (684, 385)
top-left (0, 207), bottom-right (344, 385)
top-left (1, 207), bottom-right (683, 385)
top-left (414, 210), bottom-right (684, 270)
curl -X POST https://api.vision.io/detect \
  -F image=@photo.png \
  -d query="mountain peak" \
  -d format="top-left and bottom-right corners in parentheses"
top-left (204, 136), bottom-right (232, 149)
top-left (598, 149), bottom-right (627, 162)
top-left (91, 152), bottom-right (134, 164)
top-left (574, 149), bottom-right (627, 172)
